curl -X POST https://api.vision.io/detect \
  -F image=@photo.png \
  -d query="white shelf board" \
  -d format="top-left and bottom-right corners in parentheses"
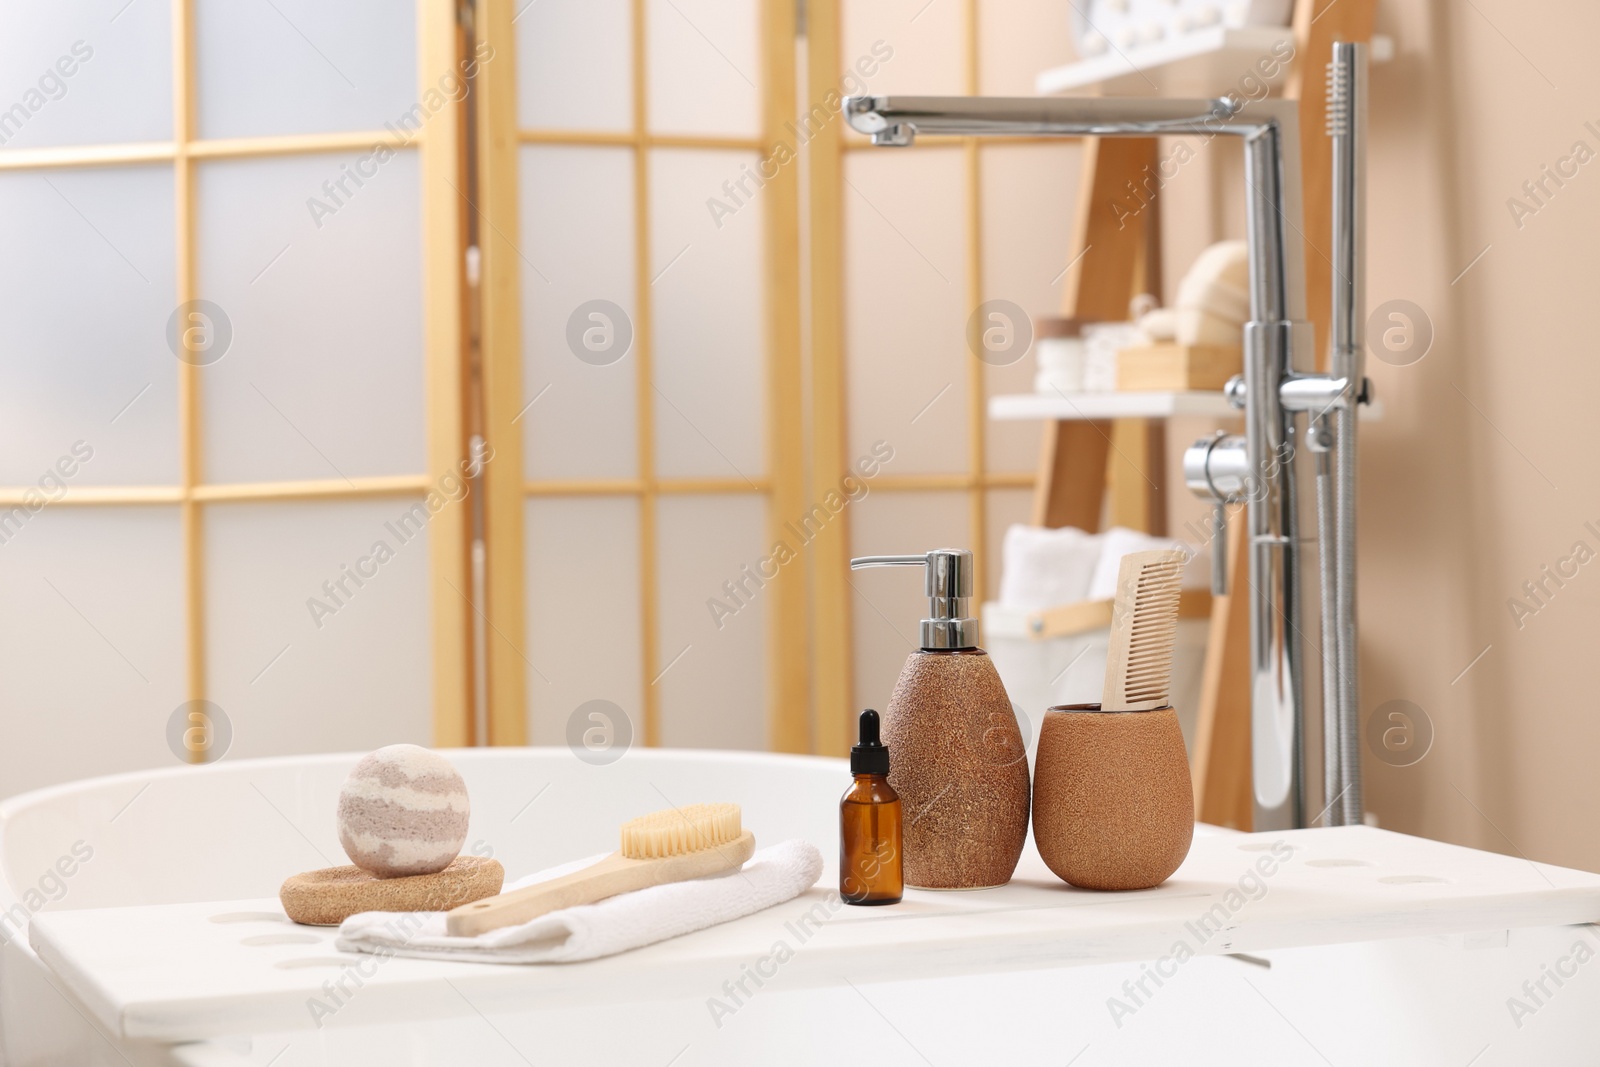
top-left (29, 826), bottom-right (1600, 1042)
top-left (990, 390), bottom-right (1238, 421)
top-left (1037, 26), bottom-right (1294, 97)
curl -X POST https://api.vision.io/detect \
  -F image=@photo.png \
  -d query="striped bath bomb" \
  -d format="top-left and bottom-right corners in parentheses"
top-left (337, 745), bottom-right (470, 878)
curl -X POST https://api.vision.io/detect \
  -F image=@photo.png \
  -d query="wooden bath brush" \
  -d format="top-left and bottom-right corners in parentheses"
top-left (1033, 549), bottom-right (1195, 891)
top-left (447, 802), bottom-right (756, 936)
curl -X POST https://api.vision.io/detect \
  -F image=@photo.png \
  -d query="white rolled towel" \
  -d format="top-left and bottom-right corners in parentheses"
top-left (336, 839), bottom-right (823, 965)
top-left (1087, 527), bottom-right (1208, 600)
top-left (999, 524), bottom-right (1103, 609)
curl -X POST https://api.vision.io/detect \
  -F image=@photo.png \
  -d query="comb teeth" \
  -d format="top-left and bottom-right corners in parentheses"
top-left (1102, 551), bottom-right (1186, 712)
top-left (619, 802), bottom-right (742, 859)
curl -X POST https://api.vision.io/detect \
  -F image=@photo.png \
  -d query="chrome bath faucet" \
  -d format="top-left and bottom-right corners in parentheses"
top-left (845, 44), bottom-right (1368, 831)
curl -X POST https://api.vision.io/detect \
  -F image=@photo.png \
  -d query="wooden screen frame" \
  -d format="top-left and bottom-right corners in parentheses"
top-left (807, 0), bottom-right (1046, 755)
top-left (0, 0), bottom-right (473, 749)
top-left (475, 0), bottom-right (810, 752)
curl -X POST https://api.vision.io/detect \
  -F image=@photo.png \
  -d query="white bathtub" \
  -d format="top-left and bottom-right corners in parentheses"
top-left (4, 747), bottom-right (1599, 1066)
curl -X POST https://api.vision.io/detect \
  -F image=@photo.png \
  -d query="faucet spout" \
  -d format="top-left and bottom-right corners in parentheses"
top-left (843, 95), bottom-right (1246, 143)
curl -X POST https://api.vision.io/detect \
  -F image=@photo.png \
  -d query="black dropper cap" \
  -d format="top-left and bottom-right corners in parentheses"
top-left (851, 709), bottom-right (890, 775)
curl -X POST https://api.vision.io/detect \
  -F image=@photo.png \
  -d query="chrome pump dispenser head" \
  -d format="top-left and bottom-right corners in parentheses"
top-left (850, 549), bottom-right (979, 650)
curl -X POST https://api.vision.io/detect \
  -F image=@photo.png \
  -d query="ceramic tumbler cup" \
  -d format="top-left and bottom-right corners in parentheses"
top-left (1032, 703), bottom-right (1194, 891)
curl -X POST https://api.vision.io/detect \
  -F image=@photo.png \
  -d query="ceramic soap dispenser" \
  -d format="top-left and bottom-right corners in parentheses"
top-left (849, 549), bottom-right (1029, 889)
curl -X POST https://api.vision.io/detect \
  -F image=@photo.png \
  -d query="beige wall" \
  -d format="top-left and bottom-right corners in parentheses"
top-left (1148, 0), bottom-right (1600, 870)
top-left (1357, 0), bottom-right (1600, 872)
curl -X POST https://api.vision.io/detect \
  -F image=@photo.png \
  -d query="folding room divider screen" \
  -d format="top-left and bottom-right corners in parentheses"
top-left (473, 0), bottom-right (808, 756)
top-left (0, 0), bottom-right (467, 793)
top-left (0, 0), bottom-right (1076, 788)
top-left (474, 0), bottom-right (1075, 758)
top-left (801, 0), bottom-right (1079, 754)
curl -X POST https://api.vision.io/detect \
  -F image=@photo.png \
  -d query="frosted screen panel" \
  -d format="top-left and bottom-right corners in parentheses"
top-left (841, 0), bottom-right (962, 143)
top-left (0, 507), bottom-right (184, 798)
top-left (204, 500), bottom-right (432, 758)
top-left (984, 487), bottom-right (1034, 601)
top-left (194, 0), bottom-right (418, 140)
top-left (0, 2), bottom-right (171, 149)
top-left (517, 0), bottom-right (632, 132)
top-left (646, 0), bottom-right (759, 137)
top-left (197, 151), bottom-right (425, 485)
top-left (843, 148), bottom-right (967, 475)
top-left (520, 146), bottom-right (638, 481)
top-left (0, 166), bottom-right (178, 485)
top-left (813, 40), bottom-right (897, 120)
top-left (976, 0), bottom-right (1075, 95)
top-left (656, 495), bottom-right (766, 750)
top-left (524, 497), bottom-right (644, 746)
top-left (650, 150), bottom-right (766, 480)
top-left (981, 143), bottom-right (1083, 474)
top-left (849, 491), bottom-right (969, 717)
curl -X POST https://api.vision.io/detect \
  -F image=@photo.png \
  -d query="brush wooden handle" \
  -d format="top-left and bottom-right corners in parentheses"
top-left (445, 830), bottom-right (756, 937)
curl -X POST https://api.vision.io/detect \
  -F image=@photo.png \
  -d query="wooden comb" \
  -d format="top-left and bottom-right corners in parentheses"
top-left (1100, 549), bottom-right (1187, 712)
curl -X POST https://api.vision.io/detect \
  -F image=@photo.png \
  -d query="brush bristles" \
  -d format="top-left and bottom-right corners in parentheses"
top-left (619, 802), bottom-right (742, 859)
top-left (1104, 551), bottom-right (1186, 711)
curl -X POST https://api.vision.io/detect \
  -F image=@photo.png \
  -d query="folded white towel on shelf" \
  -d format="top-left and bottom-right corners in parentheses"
top-left (999, 524), bottom-right (1209, 611)
top-left (1087, 527), bottom-right (1208, 600)
top-left (1082, 322), bottom-right (1142, 392)
top-left (336, 839), bottom-right (823, 965)
top-left (998, 524), bottom-right (1103, 609)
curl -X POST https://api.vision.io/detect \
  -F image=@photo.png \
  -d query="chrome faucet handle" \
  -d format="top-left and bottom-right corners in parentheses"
top-left (1183, 432), bottom-right (1248, 597)
top-left (1209, 505), bottom-right (1229, 597)
top-left (1224, 375), bottom-right (1247, 409)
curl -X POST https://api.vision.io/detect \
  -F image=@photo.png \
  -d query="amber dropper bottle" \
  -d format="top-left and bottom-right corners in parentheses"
top-left (840, 709), bottom-right (903, 905)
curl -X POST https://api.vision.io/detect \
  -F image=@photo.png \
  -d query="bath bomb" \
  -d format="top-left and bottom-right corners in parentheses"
top-left (337, 744), bottom-right (469, 878)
